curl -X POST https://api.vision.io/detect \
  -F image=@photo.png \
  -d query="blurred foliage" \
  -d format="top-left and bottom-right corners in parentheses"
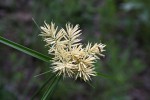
top-left (0, 0), bottom-right (150, 100)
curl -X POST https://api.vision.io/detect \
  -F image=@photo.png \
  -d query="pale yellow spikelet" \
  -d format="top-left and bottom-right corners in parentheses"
top-left (63, 23), bottom-right (82, 46)
top-left (52, 61), bottom-right (76, 77)
top-left (70, 45), bottom-right (84, 60)
top-left (40, 21), bottom-right (58, 37)
top-left (76, 62), bottom-right (96, 81)
top-left (40, 21), bottom-right (106, 82)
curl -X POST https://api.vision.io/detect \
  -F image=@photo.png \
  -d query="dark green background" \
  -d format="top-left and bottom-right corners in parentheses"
top-left (0, 0), bottom-right (150, 100)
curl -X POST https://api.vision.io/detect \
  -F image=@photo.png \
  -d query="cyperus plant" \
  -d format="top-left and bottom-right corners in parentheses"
top-left (0, 21), bottom-right (106, 99)
top-left (40, 22), bottom-right (106, 81)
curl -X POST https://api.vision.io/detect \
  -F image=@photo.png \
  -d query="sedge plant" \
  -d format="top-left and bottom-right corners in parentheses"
top-left (0, 21), bottom-right (106, 100)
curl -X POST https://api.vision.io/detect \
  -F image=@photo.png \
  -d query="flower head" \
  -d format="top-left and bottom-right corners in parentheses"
top-left (40, 21), bottom-right (106, 82)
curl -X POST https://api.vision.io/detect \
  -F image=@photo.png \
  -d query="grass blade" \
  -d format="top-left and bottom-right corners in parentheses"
top-left (96, 72), bottom-right (110, 78)
top-left (96, 72), bottom-right (116, 81)
top-left (0, 36), bottom-right (51, 62)
top-left (31, 73), bottom-right (56, 100)
top-left (47, 76), bottom-right (61, 99)
top-left (41, 76), bottom-right (61, 100)
top-left (87, 81), bottom-right (95, 88)
top-left (41, 77), bottom-right (57, 100)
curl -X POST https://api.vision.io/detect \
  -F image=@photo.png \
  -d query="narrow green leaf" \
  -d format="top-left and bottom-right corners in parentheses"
top-left (31, 73), bottom-right (56, 100)
top-left (48, 76), bottom-right (61, 99)
top-left (41, 77), bottom-right (57, 100)
top-left (0, 36), bottom-right (51, 62)
top-left (41, 76), bottom-right (61, 100)
top-left (96, 72), bottom-right (110, 78)
top-left (87, 81), bottom-right (95, 89)
top-left (96, 72), bottom-right (115, 80)
top-left (32, 17), bottom-right (41, 31)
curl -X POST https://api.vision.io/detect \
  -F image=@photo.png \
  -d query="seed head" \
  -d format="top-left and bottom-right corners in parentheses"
top-left (40, 22), bottom-right (106, 82)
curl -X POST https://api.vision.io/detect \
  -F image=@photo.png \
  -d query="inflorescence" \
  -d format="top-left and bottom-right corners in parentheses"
top-left (40, 22), bottom-right (106, 82)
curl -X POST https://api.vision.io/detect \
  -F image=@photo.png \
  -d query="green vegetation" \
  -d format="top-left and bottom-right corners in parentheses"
top-left (0, 0), bottom-right (149, 100)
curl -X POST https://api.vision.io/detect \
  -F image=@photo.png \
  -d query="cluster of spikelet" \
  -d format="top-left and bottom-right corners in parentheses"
top-left (40, 22), bottom-right (106, 81)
